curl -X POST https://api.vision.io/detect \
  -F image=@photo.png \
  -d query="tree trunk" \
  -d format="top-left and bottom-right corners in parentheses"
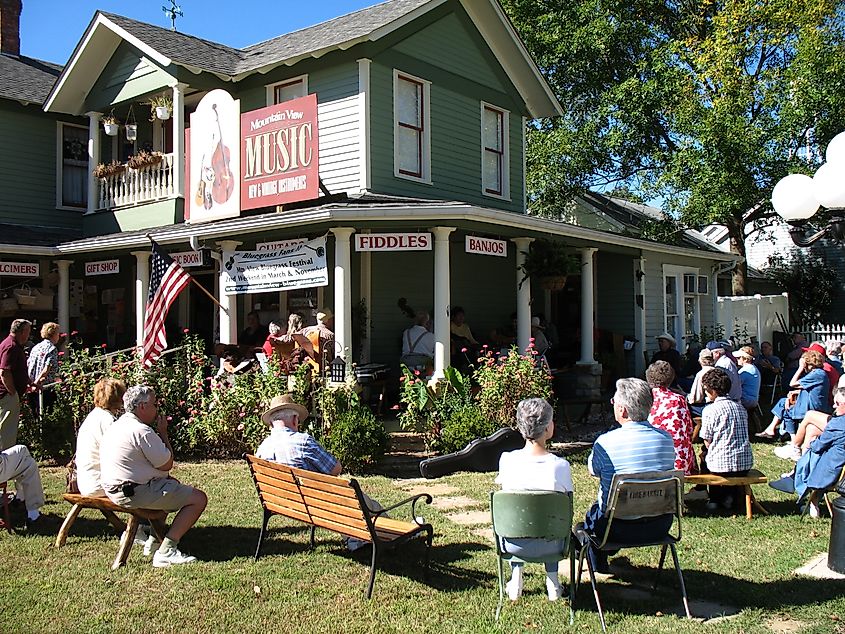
top-left (729, 227), bottom-right (747, 296)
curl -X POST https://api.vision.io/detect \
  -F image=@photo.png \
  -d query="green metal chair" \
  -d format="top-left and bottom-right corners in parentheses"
top-left (490, 490), bottom-right (575, 623)
top-left (573, 470), bottom-right (691, 631)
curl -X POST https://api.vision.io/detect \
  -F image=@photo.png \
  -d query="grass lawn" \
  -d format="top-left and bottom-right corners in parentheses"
top-left (2, 442), bottom-right (845, 633)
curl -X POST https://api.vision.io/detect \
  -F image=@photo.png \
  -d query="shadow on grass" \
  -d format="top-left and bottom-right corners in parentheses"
top-left (684, 498), bottom-right (803, 518)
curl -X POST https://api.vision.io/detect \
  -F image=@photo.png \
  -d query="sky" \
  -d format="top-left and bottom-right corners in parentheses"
top-left (21, 1), bottom-right (378, 64)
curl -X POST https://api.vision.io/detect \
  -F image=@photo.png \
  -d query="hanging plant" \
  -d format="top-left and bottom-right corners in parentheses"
top-left (102, 112), bottom-right (119, 136)
top-left (147, 94), bottom-right (173, 121)
top-left (125, 103), bottom-right (138, 140)
top-left (518, 240), bottom-right (580, 289)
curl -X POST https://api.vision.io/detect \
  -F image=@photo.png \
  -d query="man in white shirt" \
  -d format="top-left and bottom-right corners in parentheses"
top-left (401, 311), bottom-right (435, 371)
top-left (101, 385), bottom-right (207, 568)
top-left (707, 341), bottom-right (742, 402)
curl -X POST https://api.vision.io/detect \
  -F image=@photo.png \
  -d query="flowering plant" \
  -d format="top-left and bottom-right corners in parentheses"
top-left (473, 345), bottom-right (552, 428)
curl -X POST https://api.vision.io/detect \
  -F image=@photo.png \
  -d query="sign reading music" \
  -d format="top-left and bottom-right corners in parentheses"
top-left (465, 235), bottom-right (507, 257)
top-left (241, 94), bottom-right (320, 210)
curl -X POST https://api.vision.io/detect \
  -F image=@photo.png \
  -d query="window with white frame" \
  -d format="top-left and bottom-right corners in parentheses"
top-left (481, 103), bottom-right (509, 198)
top-left (57, 123), bottom-right (87, 209)
top-left (266, 76), bottom-right (308, 106)
top-left (394, 71), bottom-right (430, 182)
top-left (663, 264), bottom-right (703, 345)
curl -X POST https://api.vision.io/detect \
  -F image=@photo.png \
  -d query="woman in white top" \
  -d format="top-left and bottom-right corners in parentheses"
top-left (496, 397), bottom-right (573, 603)
top-left (75, 378), bottom-right (126, 497)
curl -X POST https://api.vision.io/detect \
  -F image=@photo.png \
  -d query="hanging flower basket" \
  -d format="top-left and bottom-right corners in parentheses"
top-left (539, 275), bottom-right (568, 291)
top-left (127, 150), bottom-right (164, 170)
top-left (155, 106), bottom-right (171, 120)
top-left (93, 161), bottom-right (126, 179)
top-left (125, 123), bottom-right (137, 141)
top-left (103, 121), bottom-right (119, 136)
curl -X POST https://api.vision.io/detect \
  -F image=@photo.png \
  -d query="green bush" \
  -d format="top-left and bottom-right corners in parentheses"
top-left (436, 403), bottom-right (499, 454)
top-left (323, 408), bottom-right (389, 474)
top-left (473, 346), bottom-right (552, 428)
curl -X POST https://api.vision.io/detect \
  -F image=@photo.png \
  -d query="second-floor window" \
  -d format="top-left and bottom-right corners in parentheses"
top-left (481, 103), bottom-right (509, 198)
top-left (394, 71), bottom-right (430, 183)
top-left (58, 123), bottom-right (87, 209)
top-left (267, 76), bottom-right (308, 105)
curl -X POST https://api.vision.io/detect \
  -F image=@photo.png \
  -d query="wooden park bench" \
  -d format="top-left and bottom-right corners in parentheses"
top-left (55, 493), bottom-right (168, 570)
top-left (683, 469), bottom-right (770, 520)
top-left (245, 454), bottom-right (434, 598)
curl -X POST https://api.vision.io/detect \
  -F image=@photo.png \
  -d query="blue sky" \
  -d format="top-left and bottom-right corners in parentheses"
top-left (23, 1), bottom-right (377, 64)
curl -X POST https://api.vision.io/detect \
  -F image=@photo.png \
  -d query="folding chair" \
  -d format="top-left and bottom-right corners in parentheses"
top-left (573, 470), bottom-right (691, 631)
top-left (490, 490), bottom-right (575, 623)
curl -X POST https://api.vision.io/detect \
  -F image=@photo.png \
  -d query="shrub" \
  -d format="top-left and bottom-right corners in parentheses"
top-left (323, 408), bottom-right (389, 474)
top-left (436, 403), bottom-right (499, 454)
top-left (473, 346), bottom-right (552, 428)
top-left (399, 365), bottom-right (474, 451)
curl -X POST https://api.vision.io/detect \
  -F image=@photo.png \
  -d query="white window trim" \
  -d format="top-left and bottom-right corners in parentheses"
top-left (55, 121), bottom-right (88, 211)
top-left (265, 74), bottom-right (309, 106)
top-left (480, 101), bottom-right (510, 201)
top-left (662, 264), bottom-right (702, 345)
top-left (393, 69), bottom-right (431, 185)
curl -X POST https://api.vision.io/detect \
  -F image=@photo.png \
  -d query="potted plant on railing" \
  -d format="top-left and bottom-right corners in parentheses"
top-left (148, 94), bottom-right (173, 121)
top-left (102, 113), bottom-right (119, 136)
top-left (519, 240), bottom-right (580, 290)
top-left (126, 150), bottom-right (164, 170)
top-left (93, 160), bottom-right (126, 179)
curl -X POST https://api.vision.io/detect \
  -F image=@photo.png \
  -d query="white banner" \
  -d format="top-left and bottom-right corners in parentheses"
top-left (222, 235), bottom-right (328, 295)
top-left (85, 260), bottom-right (119, 276)
top-left (465, 235), bottom-right (507, 257)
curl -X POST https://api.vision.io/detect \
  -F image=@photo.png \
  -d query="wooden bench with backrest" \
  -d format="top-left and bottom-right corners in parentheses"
top-left (55, 493), bottom-right (168, 570)
top-left (245, 454), bottom-right (434, 599)
top-left (683, 469), bottom-right (769, 520)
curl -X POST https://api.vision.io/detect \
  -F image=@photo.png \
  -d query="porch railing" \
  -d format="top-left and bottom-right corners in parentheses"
top-left (97, 152), bottom-right (175, 210)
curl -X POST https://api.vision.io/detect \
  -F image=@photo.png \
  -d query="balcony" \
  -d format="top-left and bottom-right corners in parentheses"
top-left (97, 152), bottom-right (176, 210)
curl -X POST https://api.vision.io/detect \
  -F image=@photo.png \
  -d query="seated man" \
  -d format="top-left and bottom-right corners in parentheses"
top-left (582, 378), bottom-right (676, 573)
top-left (101, 385), bottom-right (208, 568)
top-left (688, 348), bottom-right (716, 415)
top-left (401, 311), bottom-right (435, 372)
top-left (450, 306), bottom-right (478, 370)
top-left (0, 443), bottom-right (45, 529)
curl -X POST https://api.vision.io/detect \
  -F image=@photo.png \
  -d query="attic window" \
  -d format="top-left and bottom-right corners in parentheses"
top-left (266, 76), bottom-right (308, 106)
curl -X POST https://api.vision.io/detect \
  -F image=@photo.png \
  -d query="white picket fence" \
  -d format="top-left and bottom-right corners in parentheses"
top-left (716, 293), bottom-right (790, 344)
top-left (797, 323), bottom-right (845, 344)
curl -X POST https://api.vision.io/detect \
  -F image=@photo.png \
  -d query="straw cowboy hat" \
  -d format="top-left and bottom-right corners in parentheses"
top-left (261, 394), bottom-right (309, 426)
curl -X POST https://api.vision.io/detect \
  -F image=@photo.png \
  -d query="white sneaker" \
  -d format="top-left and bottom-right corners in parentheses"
top-left (809, 501), bottom-right (822, 518)
top-left (774, 444), bottom-right (802, 461)
top-left (152, 547), bottom-right (197, 568)
top-left (684, 489), bottom-right (708, 502)
top-left (506, 575), bottom-right (523, 601)
top-left (131, 524), bottom-right (149, 547)
top-left (705, 501), bottom-right (719, 511)
top-left (143, 534), bottom-right (161, 557)
top-left (546, 578), bottom-right (563, 601)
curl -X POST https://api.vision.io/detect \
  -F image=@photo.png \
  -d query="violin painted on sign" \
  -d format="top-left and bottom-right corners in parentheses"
top-left (210, 103), bottom-right (234, 204)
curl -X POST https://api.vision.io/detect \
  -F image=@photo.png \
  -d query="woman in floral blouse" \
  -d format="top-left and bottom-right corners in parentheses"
top-left (646, 360), bottom-right (697, 474)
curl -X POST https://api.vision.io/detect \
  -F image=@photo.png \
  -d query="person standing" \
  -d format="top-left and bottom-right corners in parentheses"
top-left (27, 321), bottom-right (61, 417)
top-left (0, 319), bottom-right (32, 450)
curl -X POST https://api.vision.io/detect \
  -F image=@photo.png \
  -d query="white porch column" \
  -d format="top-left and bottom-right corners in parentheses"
top-left (55, 260), bottom-right (73, 332)
top-left (579, 247), bottom-right (598, 365)
top-left (131, 250), bottom-right (151, 348)
top-left (171, 83), bottom-right (186, 198)
top-left (217, 240), bottom-right (241, 344)
top-left (86, 112), bottom-right (102, 214)
top-left (359, 246), bottom-right (372, 364)
top-left (512, 237), bottom-right (534, 352)
top-left (331, 227), bottom-right (356, 362)
top-left (432, 226), bottom-right (456, 380)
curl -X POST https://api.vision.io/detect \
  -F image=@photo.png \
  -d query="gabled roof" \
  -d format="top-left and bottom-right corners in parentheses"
top-left (0, 54), bottom-right (62, 104)
top-left (45, 0), bottom-right (562, 118)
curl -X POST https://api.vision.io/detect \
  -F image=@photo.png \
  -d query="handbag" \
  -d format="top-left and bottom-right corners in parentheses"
top-left (65, 455), bottom-right (79, 494)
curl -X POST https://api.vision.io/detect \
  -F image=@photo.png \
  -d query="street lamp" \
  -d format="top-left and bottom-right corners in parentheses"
top-left (772, 131), bottom-right (845, 246)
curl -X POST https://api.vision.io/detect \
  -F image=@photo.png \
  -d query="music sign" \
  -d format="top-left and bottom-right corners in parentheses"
top-left (241, 94), bottom-right (319, 210)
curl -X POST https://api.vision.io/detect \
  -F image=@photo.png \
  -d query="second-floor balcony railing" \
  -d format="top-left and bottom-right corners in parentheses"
top-left (97, 152), bottom-right (175, 210)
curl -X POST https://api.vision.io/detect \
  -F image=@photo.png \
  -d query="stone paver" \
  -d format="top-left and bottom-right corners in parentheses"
top-left (447, 510), bottom-right (490, 525)
top-left (767, 617), bottom-right (806, 633)
top-left (794, 552), bottom-right (845, 579)
top-left (400, 483), bottom-right (458, 497)
top-left (431, 495), bottom-right (478, 510)
top-left (472, 527), bottom-right (495, 543)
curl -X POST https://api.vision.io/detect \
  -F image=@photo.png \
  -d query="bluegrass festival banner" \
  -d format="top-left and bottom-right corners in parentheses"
top-left (221, 236), bottom-right (328, 295)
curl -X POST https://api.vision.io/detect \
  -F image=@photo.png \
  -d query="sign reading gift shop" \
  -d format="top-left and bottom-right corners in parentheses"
top-left (0, 261), bottom-right (38, 276)
top-left (85, 260), bottom-right (119, 276)
top-left (241, 95), bottom-right (319, 210)
top-left (221, 236), bottom-right (328, 295)
top-left (465, 235), bottom-right (507, 257)
top-left (354, 233), bottom-right (432, 251)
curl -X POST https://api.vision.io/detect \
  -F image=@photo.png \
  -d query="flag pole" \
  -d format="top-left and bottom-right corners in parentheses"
top-left (146, 234), bottom-right (228, 312)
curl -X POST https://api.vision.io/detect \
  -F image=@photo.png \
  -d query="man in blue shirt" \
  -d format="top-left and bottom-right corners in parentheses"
top-left (582, 378), bottom-right (676, 572)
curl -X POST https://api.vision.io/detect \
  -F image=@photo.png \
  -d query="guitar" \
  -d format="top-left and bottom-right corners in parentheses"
top-left (210, 104), bottom-right (234, 204)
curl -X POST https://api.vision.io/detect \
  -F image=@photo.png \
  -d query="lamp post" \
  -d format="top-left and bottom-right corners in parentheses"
top-left (772, 131), bottom-right (845, 246)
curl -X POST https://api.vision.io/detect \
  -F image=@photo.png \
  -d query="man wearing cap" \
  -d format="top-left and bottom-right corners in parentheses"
top-left (733, 346), bottom-right (761, 410)
top-left (706, 341), bottom-right (742, 402)
top-left (650, 333), bottom-right (682, 378)
top-left (303, 309), bottom-right (335, 368)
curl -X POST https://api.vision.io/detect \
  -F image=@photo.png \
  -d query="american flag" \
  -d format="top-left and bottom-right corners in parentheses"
top-left (141, 239), bottom-right (191, 367)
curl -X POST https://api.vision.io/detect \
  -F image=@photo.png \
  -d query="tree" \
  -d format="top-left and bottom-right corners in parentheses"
top-left (502, 0), bottom-right (845, 293)
top-left (766, 248), bottom-right (839, 326)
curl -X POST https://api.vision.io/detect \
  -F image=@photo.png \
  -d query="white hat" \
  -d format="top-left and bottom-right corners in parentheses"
top-left (733, 349), bottom-right (754, 361)
top-left (655, 332), bottom-right (676, 346)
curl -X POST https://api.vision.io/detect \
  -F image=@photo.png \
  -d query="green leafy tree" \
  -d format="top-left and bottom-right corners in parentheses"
top-left (503, 0), bottom-right (845, 293)
top-left (766, 248), bottom-right (840, 325)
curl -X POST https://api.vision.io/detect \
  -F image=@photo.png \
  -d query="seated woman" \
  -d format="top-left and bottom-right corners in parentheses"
top-left (775, 407), bottom-right (842, 461)
top-left (688, 348), bottom-right (716, 416)
top-left (75, 378), bottom-right (127, 497)
top-left (757, 349), bottom-right (829, 440)
top-left (495, 397), bottom-right (573, 603)
top-left (646, 361), bottom-right (697, 475)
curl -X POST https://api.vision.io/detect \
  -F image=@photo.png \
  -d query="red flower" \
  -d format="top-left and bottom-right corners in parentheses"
top-left (70, 330), bottom-right (79, 336)
top-left (58, 351), bottom-right (65, 357)
top-left (461, 347), bottom-right (468, 353)
top-left (100, 343), bottom-right (107, 348)
top-left (183, 328), bottom-right (190, 334)
top-left (414, 369), bottom-right (420, 376)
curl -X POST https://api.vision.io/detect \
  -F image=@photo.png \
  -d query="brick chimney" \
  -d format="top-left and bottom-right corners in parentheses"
top-left (0, 0), bottom-right (21, 57)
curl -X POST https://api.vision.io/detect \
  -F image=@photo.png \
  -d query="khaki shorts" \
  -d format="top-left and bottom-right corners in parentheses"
top-left (111, 477), bottom-right (197, 512)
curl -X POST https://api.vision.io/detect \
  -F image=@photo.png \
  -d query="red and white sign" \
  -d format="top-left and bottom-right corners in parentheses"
top-left (0, 261), bottom-right (38, 277)
top-left (355, 233), bottom-right (432, 252)
top-left (241, 94), bottom-right (319, 211)
top-left (256, 238), bottom-right (307, 251)
top-left (465, 235), bottom-right (507, 257)
top-left (171, 251), bottom-right (205, 268)
top-left (85, 260), bottom-right (119, 276)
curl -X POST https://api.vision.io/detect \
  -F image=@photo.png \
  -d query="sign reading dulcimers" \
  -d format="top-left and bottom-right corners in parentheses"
top-left (241, 95), bottom-right (319, 210)
top-left (220, 236), bottom-right (328, 295)
top-left (187, 89), bottom-right (241, 223)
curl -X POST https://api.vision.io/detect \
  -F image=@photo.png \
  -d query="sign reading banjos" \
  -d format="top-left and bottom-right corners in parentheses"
top-left (465, 235), bottom-right (507, 257)
top-left (0, 261), bottom-right (39, 277)
top-left (354, 233), bottom-right (432, 251)
top-left (241, 94), bottom-right (319, 210)
top-left (85, 260), bottom-right (119, 276)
